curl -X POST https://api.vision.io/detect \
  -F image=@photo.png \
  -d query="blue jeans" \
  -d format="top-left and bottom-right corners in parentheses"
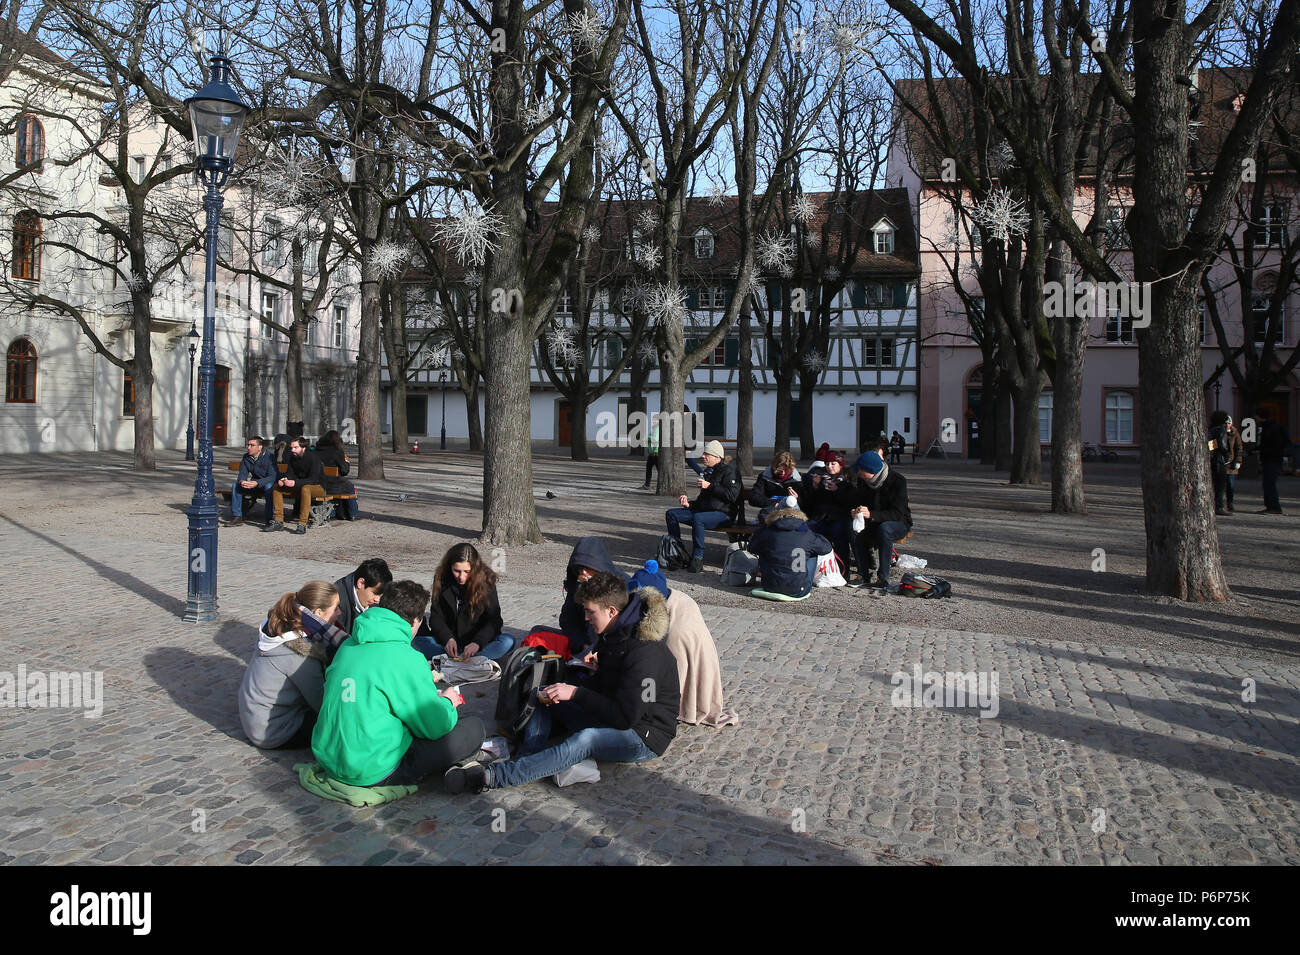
top-left (337, 498), bottom-right (360, 520)
top-left (666, 507), bottom-right (730, 560)
top-left (852, 520), bottom-right (911, 584)
top-left (488, 719), bottom-right (657, 789)
top-left (231, 481), bottom-right (272, 519)
top-left (411, 631), bottom-right (518, 661)
top-left (1262, 462), bottom-right (1283, 511)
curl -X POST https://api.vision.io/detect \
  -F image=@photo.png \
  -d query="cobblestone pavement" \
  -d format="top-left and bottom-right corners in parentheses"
top-left (1, 510), bottom-right (1297, 866)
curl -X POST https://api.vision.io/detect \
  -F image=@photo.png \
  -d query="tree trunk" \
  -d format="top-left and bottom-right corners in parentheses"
top-left (1010, 378), bottom-right (1043, 484)
top-left (995, 382), bottom-right (1012, 471)
top-left (979, 359), bottom-right (997, 466)
top-left (285, 318), bottom-right (305, 428)
top-left (570, 380), bottom-right (590, 462)
top-left (1050, 297), bottom-right (1088, 512)
top-left (773, 373), bottom-right (792, 453)
top-left (130, 303), bottom-right (155, 470)
top-left (461, 363), bottom-right (484, 452)
top-left (797, 371), bottom-right (816, 461)
top-left (736, 302), bottom-right (754, 474)
top-left (382, 287), bottom-right (409, 453)
top-left (1130, 10), bottom-right (1229, 599)
top-left (655, 331), bottom-right (686, 498)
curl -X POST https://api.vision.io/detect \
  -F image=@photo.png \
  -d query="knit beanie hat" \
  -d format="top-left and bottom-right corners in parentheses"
top-left (629, 559), bottom-right (670, 599)
top-left (828, 452), bottom-right (846, 467)
top-left (702, 439), bottom-right (725, 458)
top-left (854, 451), bottom-right (885, 474)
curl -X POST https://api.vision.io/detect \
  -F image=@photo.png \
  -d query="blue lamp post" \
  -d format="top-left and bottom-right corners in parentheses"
top-left (183, 36), bottom-right (247, 623)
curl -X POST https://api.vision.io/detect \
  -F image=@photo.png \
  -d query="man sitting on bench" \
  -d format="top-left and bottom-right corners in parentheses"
top-left (665, 440), bottom-right (739, 573)
top-left (265, 436), bottom-right (327, 536)
top-left (225, 436), bottom-right (276, 527)
top-left (849, 450), bottom-right (913, 590)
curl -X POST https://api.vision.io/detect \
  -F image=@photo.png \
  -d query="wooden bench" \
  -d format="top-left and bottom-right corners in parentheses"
top-left (218, 461), bottom-right (357, 527)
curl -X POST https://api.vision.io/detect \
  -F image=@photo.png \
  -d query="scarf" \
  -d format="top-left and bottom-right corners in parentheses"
top-left (866, 461), bottom-right (890, 489)
top-left (297, 603), bottom-right (350, 649)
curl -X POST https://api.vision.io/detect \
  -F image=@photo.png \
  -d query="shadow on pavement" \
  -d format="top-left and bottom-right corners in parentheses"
top-left (143, 625), bottom-right (250, 742)
top-left (0, 513), bottom-right (186, 617)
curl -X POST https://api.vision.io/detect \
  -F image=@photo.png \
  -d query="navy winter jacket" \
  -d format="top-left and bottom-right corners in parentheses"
top-left (749, 507), bottom-right (833, 597)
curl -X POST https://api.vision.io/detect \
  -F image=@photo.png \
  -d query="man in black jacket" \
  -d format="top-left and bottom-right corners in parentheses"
top-left (444, 571), bottom-right (680, 792)
top-left (665, 439), bottom-right (740, 572)
top-left (265, 436), bottom-right (327, 534)
top-left (849, 451), bottom-right (914, 589)
top-left (333, 558), bottom-right (393, 634)
top-left (1256, 406), bottom-right (1291, 514)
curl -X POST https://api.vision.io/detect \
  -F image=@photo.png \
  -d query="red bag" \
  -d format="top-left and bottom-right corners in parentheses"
top-left (522, 627), bottom-right (570, 658)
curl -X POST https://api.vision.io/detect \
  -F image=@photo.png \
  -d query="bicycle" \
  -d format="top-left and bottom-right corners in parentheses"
top-left (1082, 444), bottom-right (1119, 462)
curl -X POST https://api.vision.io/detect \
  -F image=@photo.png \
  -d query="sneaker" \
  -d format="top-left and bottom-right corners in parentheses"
top-left (1215, 508), bottom-right (1228, 516)
top-left (261, 521), bottom-right (283, 533)
top-left (291, 524), bottom-right (307, 535)
top-left (444, 760), bottom-right (490, 794)
top-left (688, 557), bottom-right (704, 573)
top-left (639, 483), bottom-right (651, 490)
top-left (223, 516), bottom-right (245, 527)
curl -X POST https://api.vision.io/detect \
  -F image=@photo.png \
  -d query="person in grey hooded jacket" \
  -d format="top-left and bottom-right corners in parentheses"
top-left (238, 580), bottom-right (340, 749)
top-left (748, 506), bottom-right (833, 598)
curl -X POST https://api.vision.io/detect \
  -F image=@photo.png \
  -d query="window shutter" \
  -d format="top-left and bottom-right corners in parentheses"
top-left (767, 283), bottom-right (783, 308)
top-left (850, 281), bottom-right (866, 308)
top-left (685, 287), bottom-right (699, 310)
top-left (724, 338), bottom-right (739, 367)
top-left (893, 283), bottom-right (908, 307)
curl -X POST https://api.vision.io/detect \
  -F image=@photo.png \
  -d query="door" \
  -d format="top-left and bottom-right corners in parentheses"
top-left (213, 366), bottom-right (230, 446)
top-left (698, 397), bottom-right (726, 439)
top-left (857, 405), bottom-right (886, 451)
top-left (966, 388), bottom-right (983, 459)
top-left (557, 400), bottom-right (572, 447)
top-left (406, 394), bottom-right (428, 435)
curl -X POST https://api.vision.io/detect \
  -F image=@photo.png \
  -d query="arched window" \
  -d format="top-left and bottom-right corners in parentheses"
top-left (12, 211), bottom-right (41, 281)
top-left (15, 115), bottom-right (44, 169)
top-left (5, 339), bottom-right (37, 403)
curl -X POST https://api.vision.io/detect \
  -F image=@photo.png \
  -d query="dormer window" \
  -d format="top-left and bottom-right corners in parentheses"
top-left (625, 229), bottom-right (643, 260)
top-left (694, 228), bottom-right (715, 260)
top-left (872, 218), bottom-right (896, 255)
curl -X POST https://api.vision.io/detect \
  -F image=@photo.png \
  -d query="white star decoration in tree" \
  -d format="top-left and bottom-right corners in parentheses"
top-left (635, 339), bottom-right (659, 365)
top-left (790, 194), bottom-right (817, 224)
top-left (802, 349), bottom-right (826, 373)
top-left (757, 230), bottom-right (796, 272)
top-left (970, 188), bottom-right (1029, 243)
top-left (368, 241), bottom-right (411, 279)
top-left (565, 10), bottom-right (606, 51)
top-left (547, 325), bottom-right (582, 367)
top-left (582, 224), bottom-right (601, 244)
top-left (708, 183), bottom-right (727, 206)
top-left (433, 206), bottom-right (505, 266)
top-left (636, 243), bottom-right (663, 270)
top-left (647, 283), bottom-right (688, 326)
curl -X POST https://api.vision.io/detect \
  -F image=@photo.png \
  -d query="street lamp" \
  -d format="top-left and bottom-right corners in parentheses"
top-left (185, 322), bottom-right (200, 461)
top-left (439, 369), bottom-right (448, 451)
top-left (1214, 378), bottom-right (1222, 411)
top-left (183, 34), bottom-right (248, 623)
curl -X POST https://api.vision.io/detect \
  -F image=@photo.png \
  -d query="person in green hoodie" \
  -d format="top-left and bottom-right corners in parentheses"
top-left (311, 579), bottom-right (485, 787)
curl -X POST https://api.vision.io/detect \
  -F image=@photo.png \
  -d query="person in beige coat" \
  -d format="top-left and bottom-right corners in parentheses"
top-left (629, 560), bottom-right (738, 727)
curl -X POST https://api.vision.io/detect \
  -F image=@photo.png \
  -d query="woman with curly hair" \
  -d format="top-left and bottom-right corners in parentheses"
top-left (413, 543), bottom-right (516, 662)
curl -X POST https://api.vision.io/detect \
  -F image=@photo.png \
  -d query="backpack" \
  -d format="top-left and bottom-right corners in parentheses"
top-left (898, 572), bottom-right (953, 598)
top-left (493, 645), bottom-right (567, 737)
top-left (657, 533), bottom-right (691, 571)
top-left (720, 545), bottom-right (760, 586)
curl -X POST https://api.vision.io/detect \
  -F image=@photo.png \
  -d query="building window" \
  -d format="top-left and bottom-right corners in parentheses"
top-left (694, 229), bottom-right (715, 259)
top-left (333, 305), bottom-right (346, 348)
top-left (15, 115), bottom-right (43, 170)
top-left (557, 288), bottom-right (572, 315)
top-left (217, 220), bottom-right (234, 260)
top-left (304, 311), bottom-right (315, 345)
top-left (263, 217), bottom-right (283, 267)
top-left (261, 292), bottom-right (279, 338)
top-left (1038, 392), bottom-right (1052, 444)
top-left (863, 337), bottom-right (894, 367)
top-left (1105, 391), bottom-right (1135, 444)
top-left (697, 396), bottom-right (726, 439)
top-left (122, 371), bottom-right (135, 417)
top-left (1251, 292), bottom-right (1285, 344)
top-left (5, 339), bottom-right (37, 402)
top-left (131, 155), bottom-right (147, 182)
top-left (1198, 298), bottom-right (1208, 344)
top-left (873, 225), bottom-right (895, 254)
top-left (302, 238), bottom-right (319, 275)
top-left (1253, 203), bottom-right (1287, 247)
top-left (11, 211), bottom-right (41, 281)
top-left (1105, 205), bottom-right (1129, 248)
top-left (1105, 303), bottom-right (1134, 344)
top-left (686, 337), bottom-right (726, 366)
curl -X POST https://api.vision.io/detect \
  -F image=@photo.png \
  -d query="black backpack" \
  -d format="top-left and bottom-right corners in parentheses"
top-left (657, 533), bottom-right (691, 571)
top-left (899, 573), bottom-right (953, 598)
top-left (494, 645), bottom-right (567, 737)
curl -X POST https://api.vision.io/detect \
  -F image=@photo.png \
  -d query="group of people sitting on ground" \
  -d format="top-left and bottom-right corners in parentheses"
top-left (665, 437), bottom-right (914, 599)
top-left (224, 431), bottom-right (359, 534)
top-left (237, 538), bottom-right (736, 798)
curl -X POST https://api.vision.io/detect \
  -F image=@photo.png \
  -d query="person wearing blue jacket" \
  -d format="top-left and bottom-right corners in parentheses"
top-left (748, 505), bottom-right (833, 598)
top-left (225, 436), bottom-right (277, 526)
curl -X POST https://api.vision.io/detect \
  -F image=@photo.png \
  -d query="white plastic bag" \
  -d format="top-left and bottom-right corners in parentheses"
top-left (895, 554), bottom-right (928, 571)
top-left (815, 550), bottom-right (847, 587)
top-left (554, 758), bottom-right (601, 787)
top-left (851, 513), bottom-right (866, 533)
top-left (431, 654), bottom-right (502, 686)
